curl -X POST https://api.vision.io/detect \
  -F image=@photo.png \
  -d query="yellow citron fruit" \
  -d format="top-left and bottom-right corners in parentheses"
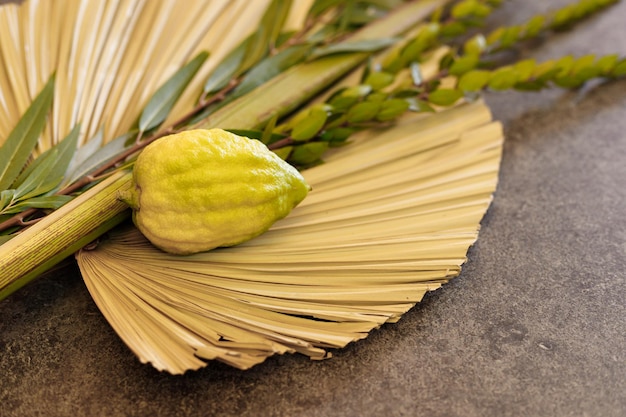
top-left (120, 128), bottom-right (310, 255)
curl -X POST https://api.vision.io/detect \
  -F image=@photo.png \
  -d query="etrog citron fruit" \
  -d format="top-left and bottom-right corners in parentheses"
top-left (120, 128), bottom-right (310, 255)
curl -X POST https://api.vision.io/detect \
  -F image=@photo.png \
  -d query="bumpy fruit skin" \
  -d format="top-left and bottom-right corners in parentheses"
top-left (121, 128), bottom-right (310, 255)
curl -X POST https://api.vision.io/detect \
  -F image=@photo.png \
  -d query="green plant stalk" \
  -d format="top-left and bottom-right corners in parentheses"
top-left (0, 170), bottom-right (132, 300)
top-left (0, 0), bottom-right (449, 301)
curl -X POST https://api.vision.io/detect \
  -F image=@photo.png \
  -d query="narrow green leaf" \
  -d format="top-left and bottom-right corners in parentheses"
top-left (427, 88), bottom-right (463, 106)
top-left (204, 39), bottom-right (249, 94)
top-left (139, 51), bottom-right (209, 132)
top-left (3, 195), bottom-right (73, 214)
top-left (308, 0), bottom-right (343, 17)
top-left (346, 101), bottom-right (381, 122)
top-left (310, 38), bottom-right (398, 59)
top-left (14, 149), bottom-right (60, 200)
top-left (261, 113), bottom-right (279, 144)
top-left (0, 74), bottom-right (55, 190)
top-left (62, 127), bottom-right (104, 187)
top-left (20, 124), bottom-right (80, 193)
top-left (266, 0), bottom-right (292, 49)
top-left (0, 190), bottom-right (16, 211)
top-left (66, 131), bottom-right (135, 185)
top-left (233, 44), bottom-right (312, 99)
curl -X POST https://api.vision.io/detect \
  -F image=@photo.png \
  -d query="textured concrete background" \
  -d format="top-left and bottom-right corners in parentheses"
top-left (1, 1), bottom-right (625, 416)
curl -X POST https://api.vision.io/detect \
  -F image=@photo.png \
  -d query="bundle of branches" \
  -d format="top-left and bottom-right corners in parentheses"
top-left (0, 0), bottom-right (623, 374)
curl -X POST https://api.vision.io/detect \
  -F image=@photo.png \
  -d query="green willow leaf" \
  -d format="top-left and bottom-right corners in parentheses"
top-left (66, 131), bottom-right (135, 185)
top-left (16, 124), bottom-right (81, 193)
top-left (139, 51), bottom-right (209, 133)
top-left (233, 44), bottom-right (312, 99)
top-left (376, 99), bottom-right (409, 121)
top-left (0, 74), bottom-right (55, 191)
top-left (238, 0), bottom-right (291, 74)
top-left (0, 190), bottom-right (15, 211)
top-left (14, 149), bottom-right (60, 201)
top-left (62, 127), bottom-right (103, 187)
top-left (3, 195), bottom-right (73, 215)
top-left (310, 37), bottom-right (398, 59)
top-left (203, 39), bottom-right (249, 94)
top-left (307, 0), bottom-right (343, 18)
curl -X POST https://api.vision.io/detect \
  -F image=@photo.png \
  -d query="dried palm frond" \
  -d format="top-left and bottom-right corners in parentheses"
top-left (76, 102), bottom-right (503, 373)
top-left (5, 0), bottom-right (618, 375)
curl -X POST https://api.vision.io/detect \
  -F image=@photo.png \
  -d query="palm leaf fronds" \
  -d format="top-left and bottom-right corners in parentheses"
top-left (77, 101), bottom-right (503, 374)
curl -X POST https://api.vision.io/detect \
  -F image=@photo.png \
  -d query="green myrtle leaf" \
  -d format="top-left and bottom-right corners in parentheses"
top-left (611, 58), bottom-right (626, 77)
top-left (486, 27), bottom-right (505, 45)
top-left (407, 98), bottom-right (436, 112)
top-left (364, 71), bottom-right (395, 90)
top-left (498, 26), bottom-right (521, 48)
top-left (513, 59), bottom-right (536, 81)
top-left (2, 195), bottom-right (73, 215)
top-left (427, 88), bottom-right (463, 106)
top-left (139, 51), bottom-right (209, 132)
top-left (288, 142), bottom-right (329, 165)
top-left (346, 101), bottom-right (381, 123)
top-left (341, 85), bottom-right (373, 98)
top-left (523, 15), bottom-right (545, 38)
top-left (448, 54), bottom-right (479, 76)
top-left (310, 37), bottom-right (398, 59)
top-left (291, 107), bottom-right (328, 141)
top-left (457, 70), bottom-right (492, 92)
top-left (487, 67), bottom-right (519, 90)
top-left (376, 98), bottom-right (409, 121)
top-left (233, 44), bottom-right (312, 99)
top-left (440, 21), bottom-right (466, 37)
top-left (272, 146), bottom-right (293, 161)
top-left (320, 127), bottom-right (356, 142)
top-left (366, 92), bottom-right (388, 103)
top-left (0, 74), bottom-right (55, 191)
top-left (594, 54), bottom-right (619, 75)
top-left (400, 24), bottom-right (439, 63)
top-left (451, 0), bottom-right (478, 19)
top-left (463, 34), bottom-right (487, 56)
top-left (571, 54), bottom-right (600, 81)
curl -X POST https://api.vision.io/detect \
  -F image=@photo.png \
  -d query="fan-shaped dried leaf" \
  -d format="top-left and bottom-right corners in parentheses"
top-left (77, 102), bottom-right (503, 374)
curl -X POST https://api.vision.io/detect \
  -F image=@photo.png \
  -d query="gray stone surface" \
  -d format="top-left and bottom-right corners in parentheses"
top-left (1, 1), bottom-right (625, 416)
